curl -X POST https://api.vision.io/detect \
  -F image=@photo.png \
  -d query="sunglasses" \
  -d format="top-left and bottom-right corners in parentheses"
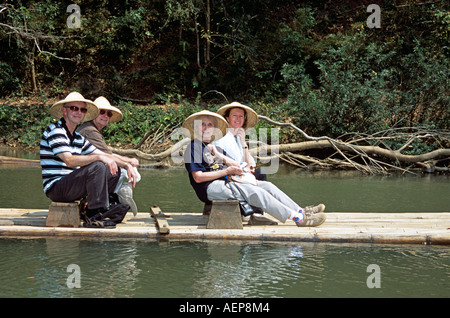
top-left (64, 105), bottom-right (88, 113)
top-left (99, 109), bottom-right (113, 118)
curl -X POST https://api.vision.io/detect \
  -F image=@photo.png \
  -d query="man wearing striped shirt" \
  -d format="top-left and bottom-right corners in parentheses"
top-left (40, 92), bottom-right (137, 217)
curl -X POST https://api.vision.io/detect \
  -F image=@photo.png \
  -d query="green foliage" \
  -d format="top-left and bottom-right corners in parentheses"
top-left (281, 4), bottom-right (449, 138)
top-left (99, 101), bottom-right (203, 146)
top-left (0, 104), bottom-right (53, 147)
top-left (0, 0), bottom-right (448, 148)
top-left (0, 62), bottom-right (21, 95)
top-left (283, 30), bottom-right (397, 136)
top-left (0, 100), bottom-right (204, 148)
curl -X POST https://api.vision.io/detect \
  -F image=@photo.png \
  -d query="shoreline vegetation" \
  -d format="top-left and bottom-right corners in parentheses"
top-left (1, 95), bottom-right (448, 175)
top-left (0, 1), bottom-right (448, 174)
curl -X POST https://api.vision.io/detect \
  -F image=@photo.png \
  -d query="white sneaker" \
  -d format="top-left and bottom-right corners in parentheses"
top-left (296, 212), bottom-right (326, 227)
top-left (304, 204), bottom-right (326, 215)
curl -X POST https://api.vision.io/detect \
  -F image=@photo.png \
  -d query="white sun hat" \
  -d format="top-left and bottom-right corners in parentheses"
top-left (49, 92), bottom-right (98, 122)
top-left (182, 110), bottom-right (228, 141)
top-left (93, 96), bottom-right (123, 123)
top-left (217, 101), bottom-right (258, 129)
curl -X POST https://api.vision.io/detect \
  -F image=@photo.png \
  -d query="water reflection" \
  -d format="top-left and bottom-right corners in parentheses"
top-left (192, 242), bottom-right (304, 298)
top-left (1, 238), bottom-right (448, 298)
top-left (0, 238), bottom-right (141, 297)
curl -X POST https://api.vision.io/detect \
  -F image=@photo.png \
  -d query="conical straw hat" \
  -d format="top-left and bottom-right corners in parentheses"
top-left (49, 92), bottom-right (98, 122)
top-left (93, 96), bottom-right (123, 123)
top-left (182, 110), bottom-right (228, 141)
top-left (217, 101), bottom-right (258, 129)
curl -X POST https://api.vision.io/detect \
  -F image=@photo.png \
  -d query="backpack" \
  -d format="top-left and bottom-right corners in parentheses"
top-left (101, 203), bottom-right (130, 224)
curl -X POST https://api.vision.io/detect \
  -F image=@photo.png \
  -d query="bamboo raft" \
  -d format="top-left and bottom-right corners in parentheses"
top-left (0, 207), bottom-right (449, 245)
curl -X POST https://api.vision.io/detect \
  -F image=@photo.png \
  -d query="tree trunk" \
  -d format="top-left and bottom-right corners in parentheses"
top-left (205, 0), bottom-right (211, 65)
top-left (29, 48), bottom-right (37, 92)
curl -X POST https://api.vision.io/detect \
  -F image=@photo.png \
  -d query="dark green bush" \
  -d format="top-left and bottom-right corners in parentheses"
top-left (1, 1), bottom-right (448, 147)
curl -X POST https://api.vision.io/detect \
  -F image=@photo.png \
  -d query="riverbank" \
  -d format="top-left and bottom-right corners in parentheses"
top-left (2, 96), bottom-right (449, 174)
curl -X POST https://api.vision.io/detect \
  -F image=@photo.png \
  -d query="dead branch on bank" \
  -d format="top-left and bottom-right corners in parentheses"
top-left (255, 116), bottom-right (450, 174)
top-left (109, 115), bottom-right (450, 174)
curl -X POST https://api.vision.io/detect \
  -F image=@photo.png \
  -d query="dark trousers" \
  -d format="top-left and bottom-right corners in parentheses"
top-left (46, 162), bottom-right (120, 210)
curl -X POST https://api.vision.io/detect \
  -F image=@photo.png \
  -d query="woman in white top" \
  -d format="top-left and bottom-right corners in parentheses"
top-left (212, 102), bottom-right (326, 222)
top-left (212, 102), bottom-right (260, 177)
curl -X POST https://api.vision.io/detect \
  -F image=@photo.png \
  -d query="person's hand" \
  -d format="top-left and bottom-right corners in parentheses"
top-left (101, 155), bottom-right (118, 175)
top-left (129, 158), bottom-right (139, 167)
top-left (226, 166), bottom-right (243, 176)
top-left (230, 127), bottom-right (246, 145)
top-left (234, 128), bottom-right (246, 144)
top-left (125, 164), bottom-right (137, 188)
top-left (206, 144), bottom-right (218, 155)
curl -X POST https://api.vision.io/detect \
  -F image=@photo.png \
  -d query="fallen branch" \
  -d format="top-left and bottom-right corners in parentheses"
top-left (110, 138), bottom-right (190, 161)
top-left (251, 140), bottom-right (450, 164)
top-left (109, 115), bottom-right (449, 174)
top-left (256, 116), bottom-right (449, 174)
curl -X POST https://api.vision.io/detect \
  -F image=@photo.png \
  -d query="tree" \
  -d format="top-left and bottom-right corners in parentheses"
top-left (0, 2), bottom-right (76, 92)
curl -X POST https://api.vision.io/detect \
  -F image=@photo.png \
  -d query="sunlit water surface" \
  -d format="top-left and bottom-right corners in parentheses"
top-left (0, 146), bottom-right (448, 298)
top-left (0, 238), bottom-right (448, 298)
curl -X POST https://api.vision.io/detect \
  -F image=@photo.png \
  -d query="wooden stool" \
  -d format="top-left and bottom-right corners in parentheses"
top-left (46, 201), bottom-right (81, 228)
top-left (206, 200), bottom-right (243, 229)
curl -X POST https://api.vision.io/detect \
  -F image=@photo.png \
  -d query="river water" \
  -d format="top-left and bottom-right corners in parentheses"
top-left (0, 164), bottom-right (449, 213)
top-left (0, 146), bottom-right (449, 298)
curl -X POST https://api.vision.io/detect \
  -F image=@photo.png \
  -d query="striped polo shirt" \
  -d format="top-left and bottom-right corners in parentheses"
top-left (40, 118), bottom-right (97, 194)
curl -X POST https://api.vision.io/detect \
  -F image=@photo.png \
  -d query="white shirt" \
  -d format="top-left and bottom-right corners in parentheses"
top-left (212, 130), bottom-right (255, 166)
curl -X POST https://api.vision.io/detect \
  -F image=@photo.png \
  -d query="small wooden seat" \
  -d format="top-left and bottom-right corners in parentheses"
top-left (206, 200), bottom-right (243, 229)
top-left (46, 201), bottom-right (82, 228)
